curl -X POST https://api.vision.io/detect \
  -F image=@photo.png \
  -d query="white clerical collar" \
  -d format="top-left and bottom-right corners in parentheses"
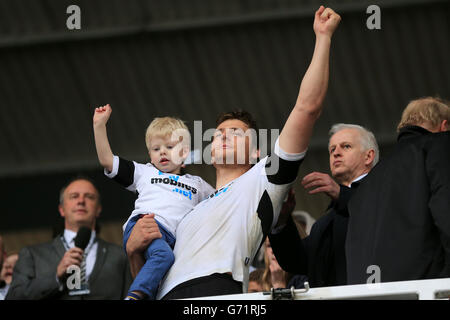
top-left (63, 229), bottom-right (96, 248)
top-left (349, 173), bottom-right (368, 188)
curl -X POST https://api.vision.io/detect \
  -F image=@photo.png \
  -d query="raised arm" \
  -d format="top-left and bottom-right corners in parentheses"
top-left (93, 104), bottom-right (114, 172)
top-left (279, 6), bottom-right (341, 154)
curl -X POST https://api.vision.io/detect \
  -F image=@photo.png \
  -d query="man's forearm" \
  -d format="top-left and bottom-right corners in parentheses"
top-left (279, 35), bottom-right (331, 154)
top-left (128, 251), bottom-right (145, 279)
top-left (295, 35), bottom-right (331, 115)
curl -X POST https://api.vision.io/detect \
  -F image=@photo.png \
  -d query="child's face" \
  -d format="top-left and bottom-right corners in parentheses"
top-left (149, 135), bottom-right (188, 174)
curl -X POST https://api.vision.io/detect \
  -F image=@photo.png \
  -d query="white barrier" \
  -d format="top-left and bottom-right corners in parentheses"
top-left (191, 278), bottom-right (450, 300)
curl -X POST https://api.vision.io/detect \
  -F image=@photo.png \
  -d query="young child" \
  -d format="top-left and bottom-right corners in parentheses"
top-left (93, 104), bottom-right (214, 300)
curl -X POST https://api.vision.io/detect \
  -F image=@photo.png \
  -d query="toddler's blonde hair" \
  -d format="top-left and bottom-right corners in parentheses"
top-left (145, 117), bottom-right (190, 151)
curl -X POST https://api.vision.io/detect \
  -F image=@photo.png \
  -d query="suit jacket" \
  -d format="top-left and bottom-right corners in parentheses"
top-left (6, 236), bottom-right (132, 300)
top-left (269, 184), bottom-right (358, 288)
top-left (347, 126), bottom-right (450, 284)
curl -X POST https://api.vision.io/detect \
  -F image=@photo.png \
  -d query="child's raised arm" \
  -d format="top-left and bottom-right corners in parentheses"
top-left (93, 104), bottom-right (114, 172)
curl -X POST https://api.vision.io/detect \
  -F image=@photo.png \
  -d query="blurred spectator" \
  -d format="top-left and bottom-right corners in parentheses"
top-left (251, 189), bottom-right (309, 270)
top-left (0, 235), bottom-right (5, 270)
top-left (0, 253), bottom-right (19, 300)
top-left (248, 269), bottom-right (264, 293)
top-left (292, 210), bottom-right (316, 237)
top-left (250, 249), bottom-right (266, 271)
top-left (261, 238), bottom-right (291, 291)
top-left (270, 123), bottom-right (379, 287)
top-left (6, 176), bottom-right (132, 300)
top-left (347, 97), bottom-right (450, 284)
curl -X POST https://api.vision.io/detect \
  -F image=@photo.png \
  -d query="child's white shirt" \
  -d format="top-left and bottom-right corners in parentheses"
top-left (105, 155), bottom-right (215, 236)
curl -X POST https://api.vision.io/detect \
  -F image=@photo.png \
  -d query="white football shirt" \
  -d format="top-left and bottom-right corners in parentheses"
top-left (157, 140), bottom-right (305, 298)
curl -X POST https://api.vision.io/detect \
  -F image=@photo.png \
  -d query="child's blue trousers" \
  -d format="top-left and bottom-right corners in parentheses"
top-left (123, 215), bottom-right (175, 299)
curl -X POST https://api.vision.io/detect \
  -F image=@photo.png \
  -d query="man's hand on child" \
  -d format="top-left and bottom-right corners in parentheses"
top-left (126, 213), bottom-right (162, 256)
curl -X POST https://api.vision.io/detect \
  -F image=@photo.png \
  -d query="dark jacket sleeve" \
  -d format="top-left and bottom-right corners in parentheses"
top-left (269, 214), bottom-right (308, 275)
top-left (334, 184), bottom-right (358, 217)
top-left (6, 247), bottom-right (62, 300)
top-left (426, 133), bottom-right (450, 275)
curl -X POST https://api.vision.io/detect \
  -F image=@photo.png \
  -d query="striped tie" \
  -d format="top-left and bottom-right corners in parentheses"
top-left (80, 254), bottom-right (87, 285)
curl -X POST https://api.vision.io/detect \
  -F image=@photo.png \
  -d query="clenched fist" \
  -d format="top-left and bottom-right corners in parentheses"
top-left (313, 6), bottom-right (341, 38)
top-left (93, 104), bottom-right (112, 127)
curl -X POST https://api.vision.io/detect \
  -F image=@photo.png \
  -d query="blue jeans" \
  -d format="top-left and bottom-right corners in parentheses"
top-left (123, 215), bottom-right (176, 300)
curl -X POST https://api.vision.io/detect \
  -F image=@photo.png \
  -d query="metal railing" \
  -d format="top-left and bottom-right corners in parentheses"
top-left (192, 278), bottom-right (450, 300)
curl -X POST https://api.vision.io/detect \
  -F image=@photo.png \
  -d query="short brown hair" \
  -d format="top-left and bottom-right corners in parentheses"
top-left (216, 110), bottom-right (258, 130)
top-left (249, 268), bottom-right (265, 283)
top-left (397, 97), bottom-right (450, 132)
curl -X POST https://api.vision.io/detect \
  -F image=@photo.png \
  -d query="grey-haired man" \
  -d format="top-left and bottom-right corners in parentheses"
top-left (269, 124), bottom-right (379, 288)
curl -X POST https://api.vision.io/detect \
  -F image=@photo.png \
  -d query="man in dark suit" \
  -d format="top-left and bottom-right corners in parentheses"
top-left (0, 235), bottom-right (5, 271)
top-left (269, 123), bottom-right (379, 288)
top-left (6, 176), bottom-right (132, 300)
top-left (347, 97), bottom-right (450, 284)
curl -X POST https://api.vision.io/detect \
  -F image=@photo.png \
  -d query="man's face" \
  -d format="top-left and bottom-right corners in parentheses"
top-left (58, 179), bottom-right (101, 232)
top-left (211, 119), bottom-right (256, 166)
top-left (264, 238), bottom-right (277, 265)
top-left (149, 134), bottom-right (188, 174)
top-left (1, 254), bottom-right (18, 285)
top-left (248, 280), bottom-right (263, 293)
top-left (328, 128), bottom-right (370, 184)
